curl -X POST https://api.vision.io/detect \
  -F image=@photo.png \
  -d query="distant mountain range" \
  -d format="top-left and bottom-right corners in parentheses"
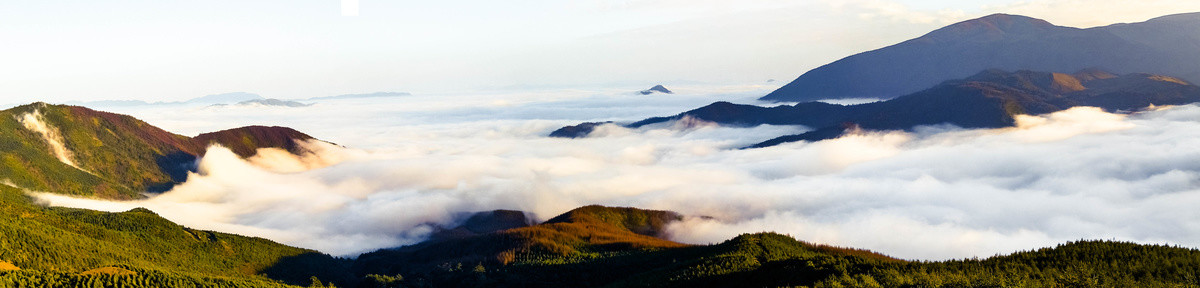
top-left (185, 92), bottom-right (265, 105)
top-left (211, 98), bottom-right (313, 108)
top-left (307, 91), bottom-right (412, 100)
top-left (553, 69), bottom-right (1200, 147)
top-left (762, 12), bottom-right (1200, 102)
top-left (0, 102), bottom-right (319, 199)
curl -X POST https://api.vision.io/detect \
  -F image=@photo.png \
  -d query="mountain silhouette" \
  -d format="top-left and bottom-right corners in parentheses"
top-left (761, 12), bottom-right (1200, 102)
top-left (554, 69), bottom-right (1200, 148)
top-left (641, 85), bottom-right (674, 95)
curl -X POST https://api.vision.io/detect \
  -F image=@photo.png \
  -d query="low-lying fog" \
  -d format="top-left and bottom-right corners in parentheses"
top-left (32, 86), bottom-right (1200, 260)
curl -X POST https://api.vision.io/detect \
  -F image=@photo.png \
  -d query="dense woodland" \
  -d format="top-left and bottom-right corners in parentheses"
top-left (353, 231), bottom-right (1200, 288)
top-left (0, 184), bottom-right (353, 287)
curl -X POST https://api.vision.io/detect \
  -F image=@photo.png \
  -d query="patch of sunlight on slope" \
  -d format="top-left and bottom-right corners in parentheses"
top-left (0, 260), bottom-right (19, 271)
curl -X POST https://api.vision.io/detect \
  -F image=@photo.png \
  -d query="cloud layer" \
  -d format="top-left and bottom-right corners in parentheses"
top-left (33, 88), bottom-right (1200, 260)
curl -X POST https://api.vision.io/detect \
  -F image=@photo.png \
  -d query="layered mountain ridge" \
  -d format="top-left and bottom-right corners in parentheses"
top-left (762, 12), bottom-right (1200, 102)
top-left (553, 69), bottom-right (1200, 148)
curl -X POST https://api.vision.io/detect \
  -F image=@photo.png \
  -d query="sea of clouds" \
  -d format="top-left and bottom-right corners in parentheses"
top-left (31, 86), bottom-right (1200, 260)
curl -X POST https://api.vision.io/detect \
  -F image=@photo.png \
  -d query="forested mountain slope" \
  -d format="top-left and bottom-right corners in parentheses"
top-left (0, 184), bottom-right (353, 287)
top-left (0, 102), bottom-right (318, 199)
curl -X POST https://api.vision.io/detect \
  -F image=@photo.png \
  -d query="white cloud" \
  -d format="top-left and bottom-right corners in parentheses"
top-left (667, 106), bottom-right (1200, 259)
top-left (30, 87), bottom-right (1200, 261)
top-left (245, 140), bottom-right (353, 173)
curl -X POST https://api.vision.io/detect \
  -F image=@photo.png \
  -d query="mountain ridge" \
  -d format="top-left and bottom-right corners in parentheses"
top-left (354, 205), bottom-right (689, 278)
top-left (553, 69), bottom-right (1200, 148)
top-left (761, 12), bottom-right (1200, 102)
top-left (0, 102), bottom-right (320, 199)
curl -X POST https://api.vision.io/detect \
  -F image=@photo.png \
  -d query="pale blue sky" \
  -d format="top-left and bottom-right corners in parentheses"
top-left (2, 0), bottom-right (1198, 102)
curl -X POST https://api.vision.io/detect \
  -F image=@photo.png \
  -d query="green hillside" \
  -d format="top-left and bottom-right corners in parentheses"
top-left (7, 195), bottom-right (1196, 287)
top-left (354, 228), bottom-right (1200, 288)
top-left (0, 102), bottom-right (316, 199)
top-left (0, 266), bottom-right (298, 288)
top-left (0, 184), bottom-right (353, 287)
top-left (350, 206), bottom-right (1200, 288)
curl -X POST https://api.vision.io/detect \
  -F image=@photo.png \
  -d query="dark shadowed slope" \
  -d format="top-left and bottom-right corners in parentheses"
top-left (427, 210), bottom-right (537, 241)
top-left (0, 103), bottom-right (320, 199)
top-left (762, 12), bottom-right (1200, 102)
top-left (553, 69), bottom-right (1200, 148)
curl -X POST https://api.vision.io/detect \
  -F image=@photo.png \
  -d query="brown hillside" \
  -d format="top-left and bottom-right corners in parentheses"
top-left (354, 205), bottom-right (689, 276)
top-left (194, 126), bottom-right (315, 158)
top-left (545, 205), bottom-right (683, 238)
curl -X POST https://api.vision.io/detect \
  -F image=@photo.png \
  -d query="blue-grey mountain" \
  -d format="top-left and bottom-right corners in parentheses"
top-left (554, 69), bottom-right (1200, 148)
top-left (761, 12), bottom-right (1200, 102)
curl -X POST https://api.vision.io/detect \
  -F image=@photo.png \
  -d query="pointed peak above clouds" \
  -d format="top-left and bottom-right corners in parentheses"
top-left (640, 85), bottom-right (673, 95)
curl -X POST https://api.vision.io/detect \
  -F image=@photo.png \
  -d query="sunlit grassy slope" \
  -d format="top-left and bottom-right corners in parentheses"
top-left (0, 184), bottom-right (352, 287)
top-left (0, 102), bottom-right (314, 199)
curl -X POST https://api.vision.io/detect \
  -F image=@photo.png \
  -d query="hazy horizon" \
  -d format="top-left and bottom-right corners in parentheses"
top-left (4, 1), bottom-right (1200, 104)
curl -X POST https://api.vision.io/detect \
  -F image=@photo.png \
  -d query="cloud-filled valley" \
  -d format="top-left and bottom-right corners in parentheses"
top-left (30, 86), bottom-right (1200, 260)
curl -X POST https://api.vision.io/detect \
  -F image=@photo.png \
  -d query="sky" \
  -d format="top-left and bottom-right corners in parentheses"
top-left (3, 0), bottom-right (1200, 103)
